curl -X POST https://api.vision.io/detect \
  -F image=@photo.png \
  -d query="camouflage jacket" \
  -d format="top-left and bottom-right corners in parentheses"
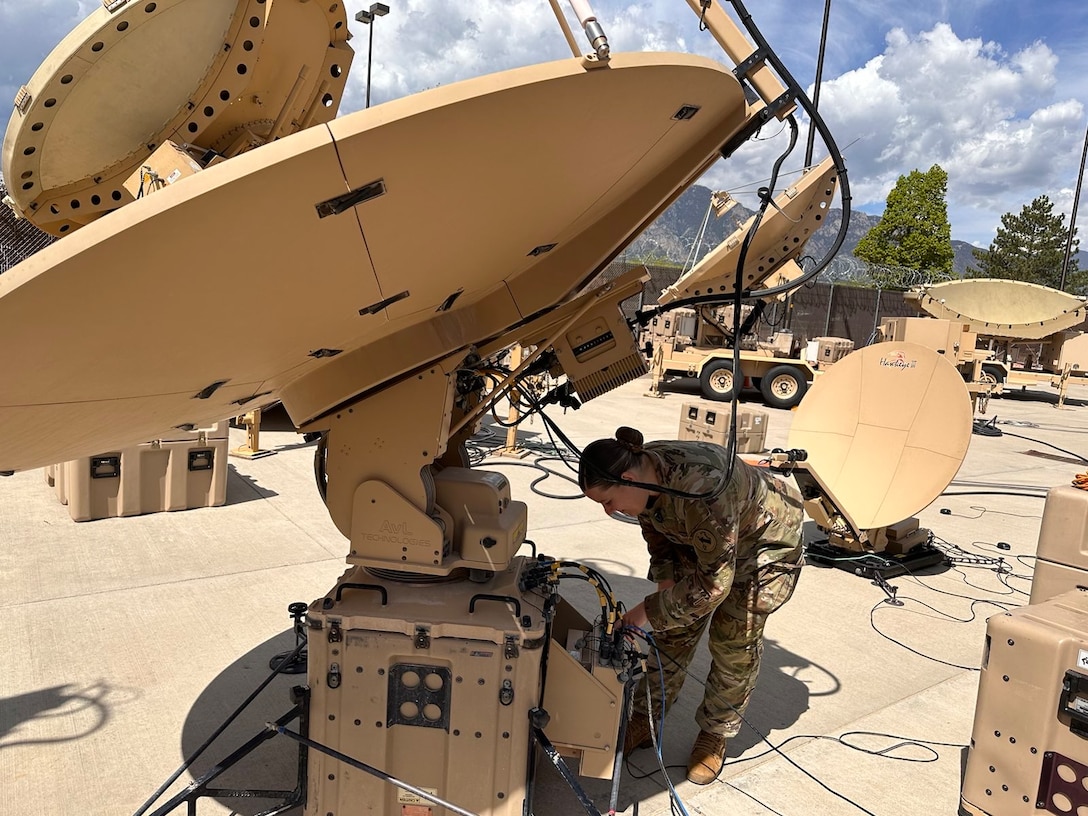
top-left (637, 441), bottom-right (803, 632)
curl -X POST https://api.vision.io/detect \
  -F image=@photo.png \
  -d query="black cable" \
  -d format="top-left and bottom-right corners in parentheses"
top-left (674, 0), bottom-right (854, 306)
top-left (940, 490), bottom-right (1047, 499)
top-left (474, 458), bottom-right (584, 501)
top-left (868, 596), bottom-right (1000, 671)
top-left (938, 504), bottom-right (1040, 520)
top-left (721, 780), bottom-right (788, 816)
top-left (996, 570), bottom-right (1032, 596)
top-left (823, 540), bottom-right (1019, 670)
top-left (947, 564), bottom-right (1018, 598)
top-left (526, 390), bottom-right (735, 502)
top-left (949, 478), bottom-right (1049, 491)
top-left (894, 544), bottom-right (1020, 607)
top-left (628, 628), bottom-right (880, 816)
top-left (998, 419), bottom-right (1088, 435)
top-left (864, 548), bottom-right (1023, 669)
top-left (995, 427), bottom-right (1088, 464)
top-left (596, 120), bottom-right (807, 504)
top-left (639, 634), bottom-right (693, 816)
top-left (272, 726), bottom-right (479, 816)
top-left (313, 432), bottom-right (328, 502)
top-left (713, 730), bottom-right (964, 766)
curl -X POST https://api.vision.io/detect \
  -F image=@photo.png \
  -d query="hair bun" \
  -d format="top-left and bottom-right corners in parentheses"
top-left (615, 426), bottom-right (644, 454)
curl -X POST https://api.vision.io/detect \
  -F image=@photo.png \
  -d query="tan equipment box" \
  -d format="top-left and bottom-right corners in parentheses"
top-left (1042, 331), bottom-right (1088, 372)
top-left (880, 317), bottom-right (977, 365)
top-left (305, 557), bottom-right (627, 816)
top-left (1030, 485), bottom-right (1088, 605)
top-left (121, 140), bottom-right (221, 199)
top-left (678, 402), bottom-right (768, 453)
top-left (49, 421), bottom-right (229, 521)
top-left (960, 589), bottom-right (1088, 816)
top-left (759, 329), bottom-right (796, 357)
top-left (646, 308), bottom-right (697, 342)
top-left (305, 559), bottom-right (545, 816)
top-left (811, 336), bottom-right (855, 368)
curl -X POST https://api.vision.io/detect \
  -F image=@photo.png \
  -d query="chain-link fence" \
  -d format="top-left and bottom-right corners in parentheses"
top-left (597, 258), bottom-right (924, 347)
top-left (1, 178), bottom-right (56, 274)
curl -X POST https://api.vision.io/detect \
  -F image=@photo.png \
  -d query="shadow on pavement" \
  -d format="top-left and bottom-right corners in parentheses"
top-left (169, 630), bottom-right (303, 816)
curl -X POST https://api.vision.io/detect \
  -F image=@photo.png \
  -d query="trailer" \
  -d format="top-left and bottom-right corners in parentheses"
top-left (640, 157), bottom-right (846, 410)
top-left (644, 310), bottom-right (849, 408)
top-left (881, 279), bottom-right (1088, 411)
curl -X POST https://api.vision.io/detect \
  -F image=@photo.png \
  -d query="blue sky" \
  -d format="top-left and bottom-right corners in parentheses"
top-left (2, 0), bottom-right (1087, 247)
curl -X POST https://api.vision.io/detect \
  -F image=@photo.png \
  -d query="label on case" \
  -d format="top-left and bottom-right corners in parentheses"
top-left (398, 787), bottom-right (438, 805)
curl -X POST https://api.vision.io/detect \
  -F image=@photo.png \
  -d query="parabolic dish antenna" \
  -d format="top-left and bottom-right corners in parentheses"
top-left (788, 341), bottom-right (973, 531)
top-left (2, 0), bottom-right (353, 236)
top-left (0, 52), bottom-right (748, 473)
top-left (659, 155), bottom-right (839, 302)
top-left (909, 278), bottom-right (1087, 340)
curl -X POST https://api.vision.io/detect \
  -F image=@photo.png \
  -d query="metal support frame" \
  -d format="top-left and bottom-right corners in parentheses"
top-left (146, 693), bottom-right (310, 816)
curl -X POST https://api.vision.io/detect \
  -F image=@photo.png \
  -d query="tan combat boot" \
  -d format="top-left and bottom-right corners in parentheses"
top-left (622, 712), bottom-right (654, 754)
top-left (686, 730), bottom-right (728, 784)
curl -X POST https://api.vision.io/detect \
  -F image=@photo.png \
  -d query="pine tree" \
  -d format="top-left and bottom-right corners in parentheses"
top-left (853, 165), bottom-right (954, 287)
top-left (968, 195), bottom-right (1084, 293)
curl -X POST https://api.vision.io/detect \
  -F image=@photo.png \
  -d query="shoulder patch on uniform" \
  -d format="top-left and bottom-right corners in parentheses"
top-left (692, 528), bottom-right (716, 553)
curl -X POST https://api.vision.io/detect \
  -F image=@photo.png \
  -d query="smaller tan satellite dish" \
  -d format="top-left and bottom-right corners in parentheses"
top-left (657, 156), bottom-right (839, 304)
top-left (908, 278), bottom-right (1087, 340)
top-left (783, 341), bottom-right (972, 556)
top-left (3, 0), bottom-right (353, 236)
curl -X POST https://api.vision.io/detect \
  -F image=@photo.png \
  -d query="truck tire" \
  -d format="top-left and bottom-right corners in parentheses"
top-left (981, 364), bottom-right (1006, 384)
top-left (760, 365), bottom-right (808, 409)
top-left (699, 360), bottom-right (736, 402)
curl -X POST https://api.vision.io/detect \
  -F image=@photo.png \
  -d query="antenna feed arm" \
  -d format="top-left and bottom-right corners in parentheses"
top-left (569, 0), bottom-right (610, 60)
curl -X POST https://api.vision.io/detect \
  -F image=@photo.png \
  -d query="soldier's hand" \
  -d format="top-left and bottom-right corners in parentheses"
top-left (623, 602), bottom-right (649, 632)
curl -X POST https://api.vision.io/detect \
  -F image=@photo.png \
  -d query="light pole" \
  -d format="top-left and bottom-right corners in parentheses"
top-left (355, 3), bottom-right (390, 109)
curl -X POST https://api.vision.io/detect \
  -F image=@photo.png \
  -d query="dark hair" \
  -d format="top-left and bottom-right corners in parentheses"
top-left (578, 426), bottom-right (645, 491)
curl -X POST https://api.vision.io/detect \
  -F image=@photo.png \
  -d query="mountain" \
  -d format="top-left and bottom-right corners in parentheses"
top-left (624, 183), bottom-right (1083, 281)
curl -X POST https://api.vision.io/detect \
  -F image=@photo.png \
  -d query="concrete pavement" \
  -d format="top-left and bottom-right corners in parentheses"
top-left (2, 374), bottom-right (1085, 816)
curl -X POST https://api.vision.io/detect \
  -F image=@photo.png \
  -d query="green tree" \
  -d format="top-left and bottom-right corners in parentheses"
top-left (854, 164), bottom-right (954, 287)
top-left (967, 195), bottom-right (1085, 293)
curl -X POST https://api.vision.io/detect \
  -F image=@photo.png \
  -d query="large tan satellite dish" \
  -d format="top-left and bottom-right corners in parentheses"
top-left (0, 52), bottom-right (748, 473)
top-left (2, 0), bottom-right (353, 236)
top-left (908, 278), bottom-right (1088, 340)
top-left (788, 341), bottom-right (973, 532)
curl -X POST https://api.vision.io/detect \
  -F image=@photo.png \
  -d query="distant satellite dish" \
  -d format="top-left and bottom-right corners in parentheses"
top-left (788, 341), bottom-right (972, 530)
top-left (910, 278), bottom-right (1087, 339)
top-left (2, 0), bottom-right (353, 236)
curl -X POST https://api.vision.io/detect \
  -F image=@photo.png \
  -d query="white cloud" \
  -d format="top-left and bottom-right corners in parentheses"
top-left (786, 23), bottom-right (1084, 244)
top-left (341, 0), bottom-right (579, 109)
top-left (3, 3), bottom-right (1086, 248)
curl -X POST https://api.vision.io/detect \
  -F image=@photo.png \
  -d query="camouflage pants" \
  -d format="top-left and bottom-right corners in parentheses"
top-left (634, 546), bottom-right (802, 737)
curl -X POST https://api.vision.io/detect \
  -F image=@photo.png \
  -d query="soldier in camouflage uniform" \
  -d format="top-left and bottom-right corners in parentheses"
top-left (579, 426), bottom-right (804, 784)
